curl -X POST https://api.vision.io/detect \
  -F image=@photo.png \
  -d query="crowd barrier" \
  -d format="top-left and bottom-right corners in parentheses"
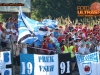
top-left (27, 47), bottom-right (56, 54)
top-left (1, 48), bottom-right (99, 75)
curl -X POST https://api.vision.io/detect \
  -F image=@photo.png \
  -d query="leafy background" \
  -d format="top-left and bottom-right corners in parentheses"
top-left (0, 0), bottom-right (100, 26)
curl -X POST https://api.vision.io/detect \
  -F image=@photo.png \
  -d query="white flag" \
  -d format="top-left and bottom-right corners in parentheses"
top-left (76, 52), bottom-right (100, 75)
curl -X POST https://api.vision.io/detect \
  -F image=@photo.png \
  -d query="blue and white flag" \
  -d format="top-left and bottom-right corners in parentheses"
top-left (18, 13), bottom-right (32, 43)
top-left (0, 51), bottom-right (12, 75)
top-left (18, 7), bottom-right (59, 44)
top-left (19, 7), bottom-right (45, 33)
top-left (76, 52), bottom-right (100, 75)
top-left (42, 19), bottom-right (58, 29)
top-left (18, 7), bottom-right (38, 44)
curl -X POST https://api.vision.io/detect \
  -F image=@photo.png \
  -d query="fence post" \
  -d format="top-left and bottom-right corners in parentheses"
top-left (9, 36), bottom-right (14, 75)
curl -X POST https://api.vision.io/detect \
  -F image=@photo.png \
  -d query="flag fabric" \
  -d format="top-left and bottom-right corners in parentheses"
top-left (76, 52), bottom-right (100, 75)
top-left (17, 12), bottom-right (32, 44)
top-left (42, 19), bottom-right (58, 29)
top-left (18, 7), bottom-right (38, 44)
top-left (18, 7), bottom-right (58, 44)
top-left (21, 37), bottom-right (38, 45)
top-left (19, 7), bottom-right (45, 33)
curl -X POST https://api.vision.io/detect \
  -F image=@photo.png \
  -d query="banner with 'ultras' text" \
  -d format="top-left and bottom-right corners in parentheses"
top-left (76, 52), bottom-right (100, 75)
top-left (20, 53), bottom-right (72, 75)
top-left (0, 51), bottom-right (12, 75)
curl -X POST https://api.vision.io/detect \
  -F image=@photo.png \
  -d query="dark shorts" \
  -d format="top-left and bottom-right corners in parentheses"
top-left (13, 55), bottom-right (20, 66)
top-left (71, 56), bottom-right (76, 62)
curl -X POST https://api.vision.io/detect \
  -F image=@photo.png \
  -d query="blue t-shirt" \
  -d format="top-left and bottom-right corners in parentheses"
top-left (6, 22), bottom-right (11, 28)
top-left (48, 43), bottom-right (54, 50)
top-left (14, 23), bottom-right (18, 29)
top-left (54, 32), bottom-right (60, 37)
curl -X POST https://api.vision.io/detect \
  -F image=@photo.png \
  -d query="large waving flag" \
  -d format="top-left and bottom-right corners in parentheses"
top-left (42, 19), bottom-right (58, 29)
top-left (19, 7), bottom-right (45, 33)
top-left (18, 7), bottom-right (38, 44)
top-left (18, 7), bottom-right (59, 44)
top-left (17, 13), bottom-right (32, 43)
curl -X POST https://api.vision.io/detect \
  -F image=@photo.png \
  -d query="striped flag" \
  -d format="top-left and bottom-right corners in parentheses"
top-left (19, 7), bottom-right (45, 33)
top-left (17, 7), bottom-right (38, 44)
top-left (17, 13), bottom-right (32, 43)
top-left (17, 7), bottom-right (59, 44)
top-left (42, 19), bottom-right (58, 29)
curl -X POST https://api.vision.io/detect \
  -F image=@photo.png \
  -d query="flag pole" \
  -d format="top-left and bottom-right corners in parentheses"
top-left (9, 35), bottom-right (14, 75)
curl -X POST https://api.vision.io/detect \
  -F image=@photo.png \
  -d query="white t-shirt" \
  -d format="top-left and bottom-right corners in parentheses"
top-left (78, 47), bottom-right (86, 54)
top-left (46, 31), bottom-right (53, 36)
top-left (73, 35), bottom-right (78, 41)
top-left (82, 33), bottom-right (86, 38)
top-left (50, 36), bottom-right (56, 43)
top-left (85, 47), bottom-right (90, 54)
top-left (6, 28), bottom-right (10, 32)
top-left (95, 46), bottom-right (100, 51)
top-left (11, 29), bottom-right (17, 41)
top-left (6, 29), bottom-right (11, 41)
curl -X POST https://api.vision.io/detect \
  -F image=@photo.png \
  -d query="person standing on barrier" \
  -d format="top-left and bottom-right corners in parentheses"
top-left (68, 42), bottom-right (76, 72)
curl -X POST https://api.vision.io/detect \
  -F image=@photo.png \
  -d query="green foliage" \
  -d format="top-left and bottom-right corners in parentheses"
top-left (0, 13), bottom-right (4, 22)
top-left (0, 0), bottom-right (100, 25)
top-left (31, 0), bottom-right (100, 21)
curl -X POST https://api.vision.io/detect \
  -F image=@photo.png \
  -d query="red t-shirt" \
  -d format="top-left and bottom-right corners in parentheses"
top-left (78, 35), bottom-right (82, 39)
top-left (0, 26), bottom-right (2, 31)
top-left (42, 42), bottom-right (48, 53)
top-left (74, 26), bottom-right (78, 32)
top-left (96, 35), bottom-right (100, 41)
top-left (57, 36), bottom-right (63, 43)
top-left (83, 26), bottom-right (87, 32)
top-left (46, 37), bottom-right (50, 43)
top-left (93, 31), bottom-right (98, 36)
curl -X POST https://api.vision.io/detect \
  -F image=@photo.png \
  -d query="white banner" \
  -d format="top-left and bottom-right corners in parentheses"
top-left (76, 52), bottom-right (100, 75)
top-left (34, 54), bottom-right (58, 75)
top-left (0, 51), bottom-right (12, 75)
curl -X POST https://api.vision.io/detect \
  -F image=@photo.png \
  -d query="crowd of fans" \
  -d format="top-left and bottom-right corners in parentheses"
top-left (0, 17), bottom-right (100, 72)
